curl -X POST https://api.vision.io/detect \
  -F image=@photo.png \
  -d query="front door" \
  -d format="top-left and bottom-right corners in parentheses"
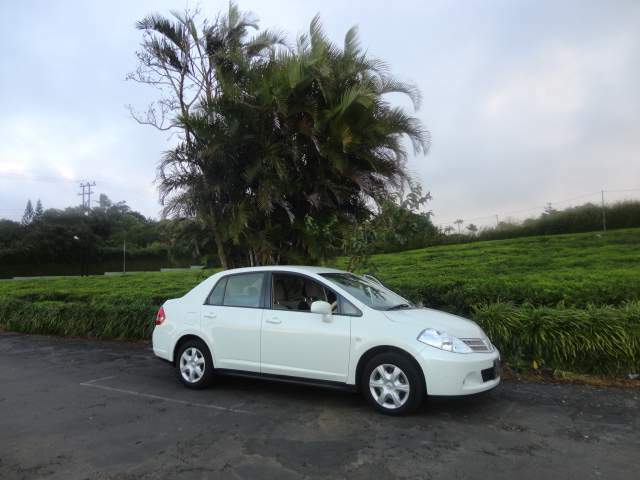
top-left (260, 273), bottom-right (351, 382)
top-left (201, 272), bottom-right (265, 373)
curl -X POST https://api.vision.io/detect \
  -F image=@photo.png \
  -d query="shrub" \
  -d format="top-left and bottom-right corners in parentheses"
top-left (472, 302), bottom-right (640, 374)
top-left (0, 299), bottom-right (156, 340)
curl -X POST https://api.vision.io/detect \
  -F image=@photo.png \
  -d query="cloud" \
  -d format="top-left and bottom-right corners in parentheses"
top-left (1, 0), bottom-right (639, 227)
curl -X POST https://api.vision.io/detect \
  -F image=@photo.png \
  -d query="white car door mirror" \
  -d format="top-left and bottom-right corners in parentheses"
top-left (310, 300), bottom-right (332, 315)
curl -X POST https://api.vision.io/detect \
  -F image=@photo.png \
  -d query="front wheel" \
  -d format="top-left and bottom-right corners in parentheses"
top-left (362, 352), bottom-right (425, 415)
top-left (176, 338), bottom-right (215, 389)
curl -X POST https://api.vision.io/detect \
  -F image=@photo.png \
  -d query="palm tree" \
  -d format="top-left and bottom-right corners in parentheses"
top-left (454, 219), bottom-right (464, 234)
top-left (243, 16), bottom-right (430, 263)
top-left (135, 3), bottom-right (285, 268)
top-left (134, 6), bottom-right (429, 267)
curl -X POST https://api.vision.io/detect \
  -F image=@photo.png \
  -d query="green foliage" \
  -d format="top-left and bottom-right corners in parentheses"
top-left (34, 199), bottom-right (44, 219)
top-left (0, 197), bottom-right (211, 276)
top-left (365, 182), bottom-right (437, 254)
top-left (137, 5), bottom-right (429, 268)
top-left (472, 302), bottom-right (640, 374)
top-left (338, 228), bottom-right (640, 374)
top-left (0, 270), bottom-right (214, 340)
top-left (344, 229), bottom-right (640, 313)
top-left (21, 199), bottom-right (34, 226)
top-left (1, 229), bottom-right (638, 374)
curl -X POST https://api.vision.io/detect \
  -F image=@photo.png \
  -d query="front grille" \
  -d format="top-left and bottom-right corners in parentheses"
top-left (461, 338), bottom-right (492, 352)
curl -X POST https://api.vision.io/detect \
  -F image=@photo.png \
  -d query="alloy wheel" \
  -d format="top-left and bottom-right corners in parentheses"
top-left (179, 347), bottom-right (206, 383)
top-left (369, 363), bottom-right (411, 410)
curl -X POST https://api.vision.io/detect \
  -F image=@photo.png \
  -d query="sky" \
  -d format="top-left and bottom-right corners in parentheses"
top-left (1, 0), bottom-right (639, 227)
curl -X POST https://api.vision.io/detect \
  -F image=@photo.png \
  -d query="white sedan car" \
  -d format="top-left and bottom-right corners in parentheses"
top-left (152, 266), bottom-right (500, 415)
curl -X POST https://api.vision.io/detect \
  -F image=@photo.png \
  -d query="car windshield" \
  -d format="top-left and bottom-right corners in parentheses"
top-left (320, 273), bottom-right (414, 311)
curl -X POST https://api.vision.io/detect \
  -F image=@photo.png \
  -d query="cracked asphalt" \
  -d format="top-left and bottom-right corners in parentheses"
top-left (0, 332), bottom-right (638, 479)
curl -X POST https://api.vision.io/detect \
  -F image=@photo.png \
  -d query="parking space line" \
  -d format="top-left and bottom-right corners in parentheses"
top-left (81, 376), bottom-right (116, 385)
top-left (80, 378), bottom-right (253, 414)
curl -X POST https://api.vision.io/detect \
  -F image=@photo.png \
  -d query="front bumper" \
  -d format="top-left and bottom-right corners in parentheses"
top-left (417, 345), bottom-right (501, 396)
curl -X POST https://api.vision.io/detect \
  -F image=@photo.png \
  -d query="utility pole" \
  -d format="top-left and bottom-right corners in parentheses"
top-left (495, 214), bottom-right (499, 227)
top-left (87, 181), bottom-right (95, 209)
top-left (78, 181), bottom-right (96, 210)
top-left (78, 183), bottom-right (86, 208)
top-left (123, 239), bottom-right (126, 274)
top-left (601, 190), bottom-right (607, 232)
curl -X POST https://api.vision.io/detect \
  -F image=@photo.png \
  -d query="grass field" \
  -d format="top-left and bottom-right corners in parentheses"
top-left (349, 228), bottom-right (640, 312)
top-left (1, 228), bottom-right (639, 374)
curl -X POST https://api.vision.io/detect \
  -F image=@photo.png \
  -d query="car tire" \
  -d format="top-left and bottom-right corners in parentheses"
top-left (175, 338), bottom-right (215, 389)
top-left (362, 352), bottom-right (425, 415)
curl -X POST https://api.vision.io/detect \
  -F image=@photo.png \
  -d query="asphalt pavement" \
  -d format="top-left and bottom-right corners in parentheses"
top-left (0, 332), bottom-right (638, 479)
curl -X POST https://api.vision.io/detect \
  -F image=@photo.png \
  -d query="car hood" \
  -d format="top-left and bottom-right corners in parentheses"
top-left (383, 308), bottom-right (486, 339)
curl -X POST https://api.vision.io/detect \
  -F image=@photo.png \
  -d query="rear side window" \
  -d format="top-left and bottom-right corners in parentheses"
top-left (222, 273), bottom-right (264, 308)
top-left (206, 278), bottom-right (227, 305)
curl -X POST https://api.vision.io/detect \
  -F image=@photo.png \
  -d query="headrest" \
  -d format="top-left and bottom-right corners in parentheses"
top-left (304, 281), bottom-right (324, 299)
top-left (273, 280), bottom-right (287, 300)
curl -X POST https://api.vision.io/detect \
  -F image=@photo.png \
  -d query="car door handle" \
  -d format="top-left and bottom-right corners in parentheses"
top-left (203, 313), bottom-right (217, 319)
top-left (266, 317), bottom-right (281, 324)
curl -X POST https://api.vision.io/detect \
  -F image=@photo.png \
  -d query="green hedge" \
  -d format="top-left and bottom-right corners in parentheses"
top-left (472, 302), bottom-right (640, 374)
top-left (2, 296), bottom-right (638, 374)
top-left (0, 299), bottom-right (156, 340)
top-left (0, 270), bottom-right (214, 340)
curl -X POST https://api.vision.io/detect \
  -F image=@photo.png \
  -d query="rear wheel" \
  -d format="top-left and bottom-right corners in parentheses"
top-left (176, 338), bottom-right (215, 389)
top-left (362, 352), bottom-right (425, 415)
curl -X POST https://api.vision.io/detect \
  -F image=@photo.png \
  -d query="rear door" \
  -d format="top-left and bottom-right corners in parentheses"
top-left (200, 272), bottom-right (266, 373)
top-left (260, 272), bottom-right (352, 382)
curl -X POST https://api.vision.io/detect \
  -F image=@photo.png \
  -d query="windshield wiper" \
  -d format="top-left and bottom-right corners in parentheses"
top-left (386, 303), bottom-right (412, 311)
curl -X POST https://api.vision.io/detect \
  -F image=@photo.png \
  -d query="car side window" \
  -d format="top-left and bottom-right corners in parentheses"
top-left (205, 278), bottom-right (227, 305)
top-left (222, 273), bottom-right (264, 308)
top-left (339, 297), bottom-right (361, 316)
top-left (272, 273), bottom-right (337, 312)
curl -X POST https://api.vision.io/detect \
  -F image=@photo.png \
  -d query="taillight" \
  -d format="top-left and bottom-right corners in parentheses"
top-left (155, 306), bottom-right (166, 325)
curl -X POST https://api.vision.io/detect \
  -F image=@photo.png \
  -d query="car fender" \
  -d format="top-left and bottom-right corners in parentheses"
top-left (169, 326), bottom-right (217, 365)
top-left (347, 336), bottom-right (425, 385)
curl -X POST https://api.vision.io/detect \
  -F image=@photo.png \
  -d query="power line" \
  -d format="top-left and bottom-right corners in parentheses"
top-left (548, 191), bottom-right (601, 206)
top-left (604, 188), bottom-right (640, 193)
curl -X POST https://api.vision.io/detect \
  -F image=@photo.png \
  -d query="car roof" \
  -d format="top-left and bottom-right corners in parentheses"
top-left (216, 265), bottom-right (347, 276)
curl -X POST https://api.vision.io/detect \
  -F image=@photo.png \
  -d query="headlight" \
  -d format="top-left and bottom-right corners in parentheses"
top-left (417, 328), bottom-right (472, 354)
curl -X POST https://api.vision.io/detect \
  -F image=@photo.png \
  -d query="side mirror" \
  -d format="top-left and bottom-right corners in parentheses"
top-left (311, 300), bottom-right (332, 316)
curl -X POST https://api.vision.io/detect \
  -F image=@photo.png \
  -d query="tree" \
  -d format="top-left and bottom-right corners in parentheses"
top-left (365, 181), bottom-right (436, 253)
top-left (131, 4), bottom-right (429, 267)
top-left (466, 223), bottom-right (478, 235)
top-left (444, 225), bottom-right (454, 235)
top-left (98, 194), bottom-right (112, 209)
top-left (543, 202), bottom-right (557, 215)
top-left (131, 4), bottom-right (286, 268)
top-left (34, 199), bottom-right (44, 220)
top-left (21, 200), bottom-right (34, 225)
top-left (454, 219), bottom-right (464, 234)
